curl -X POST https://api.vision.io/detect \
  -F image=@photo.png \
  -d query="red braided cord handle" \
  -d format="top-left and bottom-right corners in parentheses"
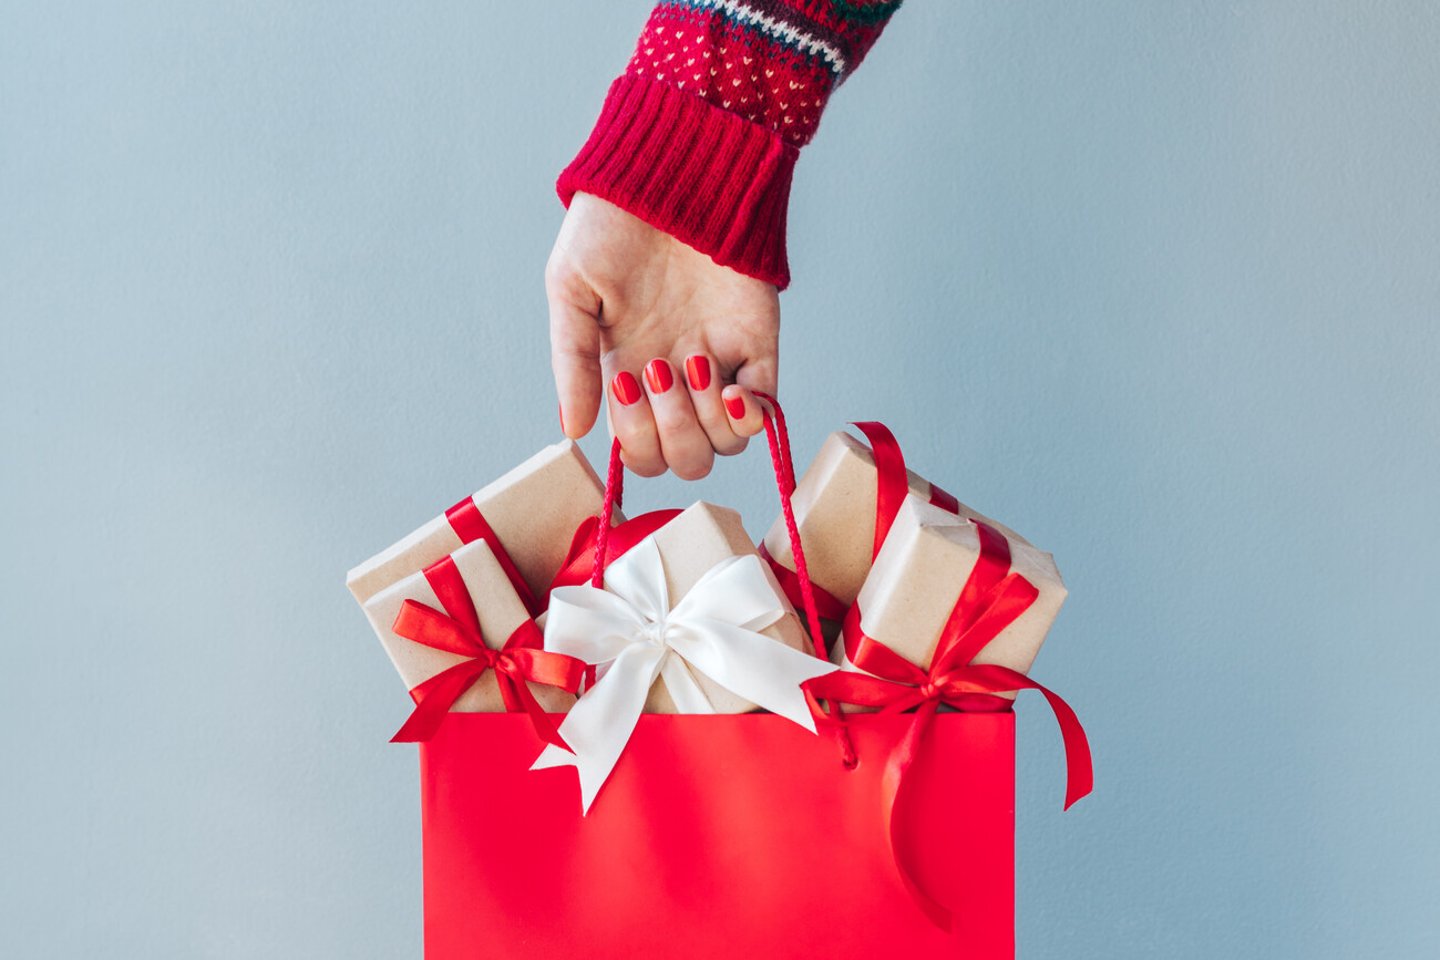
top-left (590, 395), bottom-right (819, 635)
top-left (588, 394), bottom-right (854, 765)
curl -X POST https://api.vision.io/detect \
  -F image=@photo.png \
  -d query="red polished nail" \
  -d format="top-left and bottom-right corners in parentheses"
top-left (645, 359), bottom-right (674, 394)
top-left (725, 395), bottom-right (747, 419)
top-left (612, 371), bottom-right (642, 406)
top-left (685, 355), bottom-right (711, 391)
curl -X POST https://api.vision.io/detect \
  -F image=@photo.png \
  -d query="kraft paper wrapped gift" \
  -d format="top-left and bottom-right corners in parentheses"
top-left (346, 439), bottom-right (607, 607)
top-left (843, 495), bottom-right (1066, 692)
top-left (363, 538), bottom-right (575, 714)
top-left (761, 430), bottom-right (1028, 611)
top-left (624, 502), bottom-right (814, 714)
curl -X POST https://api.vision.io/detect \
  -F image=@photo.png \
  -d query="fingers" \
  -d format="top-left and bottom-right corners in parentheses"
top-left (547, 269), bottom-right (602, 440)
top-left (609, 352), bottom-right (766, 477)
top-left (723, 346), bottom-right (776, 441)
top-left (683, 353), bottom-right (748, 457)
top-left (643, 359), bottom-right (714, 480)
top-left (606, 369), bottom-right (666, 477)
top-left (733, 353), bottom-right (778, 400)
top-left (609, 353), bottom-right (750, 480)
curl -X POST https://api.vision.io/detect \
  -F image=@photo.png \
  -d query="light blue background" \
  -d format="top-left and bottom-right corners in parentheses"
top-left (3, 2), bottom-right (1437, 957)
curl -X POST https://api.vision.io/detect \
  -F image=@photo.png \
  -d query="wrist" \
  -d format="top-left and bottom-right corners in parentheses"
top-left (557, 75), bottom-right (798, 290)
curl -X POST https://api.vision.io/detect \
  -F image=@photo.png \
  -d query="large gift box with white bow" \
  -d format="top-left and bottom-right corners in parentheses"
top-left (349, 408), bottom-right (1092, 960)
top-left (533, 501), bottom-right (832, 810)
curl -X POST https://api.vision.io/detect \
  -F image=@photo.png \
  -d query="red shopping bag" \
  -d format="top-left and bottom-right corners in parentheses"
top-left (420, 710), bottom-right (1015, 960)
top-left (403, 397), bottom-right (1087, 958)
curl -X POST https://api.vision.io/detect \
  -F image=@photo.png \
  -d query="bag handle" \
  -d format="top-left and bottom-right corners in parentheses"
top-left (590, 394), bottom-right (854, 766)
top-left (590, 393), bottom-right (826, 655)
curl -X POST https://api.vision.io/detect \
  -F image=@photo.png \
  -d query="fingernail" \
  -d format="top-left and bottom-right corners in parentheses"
top-left (558, 403), bottom-right (565, 434)
top-left (725, 395), bottom-right (747, 420)
top-left (685, 355), bottom-right (711, 391)
top-left (612, 371), bottom-right (642, 406)
top-left (644, 359), bottom-right (674, 394)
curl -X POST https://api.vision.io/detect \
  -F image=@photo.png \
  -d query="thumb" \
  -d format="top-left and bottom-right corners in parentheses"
top-left (547, 270), bottom-right (603, 439)
top-left (724, 346), bottom-right (778, 441)
top-left (732, 354), bottom-right (778, 399)
top-left (730, 303), bottom-right (780, 399)
top-left (732, 337), bottom-right (779, 413)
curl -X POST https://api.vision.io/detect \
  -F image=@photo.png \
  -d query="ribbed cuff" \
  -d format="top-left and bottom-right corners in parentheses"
top-left (557, 75), bottom-right (798, 290)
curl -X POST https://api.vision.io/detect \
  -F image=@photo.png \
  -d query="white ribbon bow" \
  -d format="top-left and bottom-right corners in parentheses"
top-left (532, 537), bottom-right (835, 811)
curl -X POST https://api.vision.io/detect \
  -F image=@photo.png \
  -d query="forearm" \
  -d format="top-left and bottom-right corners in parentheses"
top-left (557, 1), bottom-right (906, 289)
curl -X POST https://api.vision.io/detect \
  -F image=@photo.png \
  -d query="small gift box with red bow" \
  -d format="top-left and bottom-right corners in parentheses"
top-left (347, 439), bottom-right (611, 745)
top-left (837, 494), bottom-right (1067, 691)
top-left (362, 539), bottom-right (584, 745)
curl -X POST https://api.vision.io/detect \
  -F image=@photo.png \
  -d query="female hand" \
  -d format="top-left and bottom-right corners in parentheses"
top-left (546, 192), bottom-right (778, 480)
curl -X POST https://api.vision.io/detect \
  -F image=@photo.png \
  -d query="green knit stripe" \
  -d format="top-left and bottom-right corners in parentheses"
top-left (829, 0), bottom-right (904, 26)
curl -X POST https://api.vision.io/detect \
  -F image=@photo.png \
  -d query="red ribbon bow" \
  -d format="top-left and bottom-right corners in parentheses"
top-left (389, 556), bottom-right (586, 749)
top-left (806, 517), bottom-right (1093, 931)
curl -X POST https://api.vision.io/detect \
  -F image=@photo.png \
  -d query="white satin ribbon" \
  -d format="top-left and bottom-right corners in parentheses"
top-left (532, 537), bottom-right (836, 811)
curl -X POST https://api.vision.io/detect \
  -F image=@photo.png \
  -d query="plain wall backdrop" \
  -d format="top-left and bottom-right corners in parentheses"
top-left (3, 2), bottom-right (1437, 956)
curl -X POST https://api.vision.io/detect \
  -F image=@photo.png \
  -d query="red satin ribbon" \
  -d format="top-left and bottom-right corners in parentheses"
top-left (445, 497), bottom-right (543, 618)
top-left (548, 509), bottom-right (682, 593)
top-left (926, 482), bottom-right (960, 514)
top-left (389, 556), bottom-right (585, 748)
top-left (805, 518), bottom-right (1093, 930)
top-left (851, 420), bottom-right (962, 544)
top-left (851, 421), bottom-right (911, 556)
top-left (757, 542), bottom-right (848, 622)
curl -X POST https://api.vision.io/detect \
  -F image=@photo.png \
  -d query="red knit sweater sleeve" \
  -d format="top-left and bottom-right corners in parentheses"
top-left (557, 1), bottom-right (906, 290)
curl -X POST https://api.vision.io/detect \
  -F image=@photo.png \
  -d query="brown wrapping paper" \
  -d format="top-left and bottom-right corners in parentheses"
top-left (362, 538), bottom-right (575, 713)
top-left (637, 501), bottom-right (814, 714)
top-left (842, 495), bottom-right (1066, 698)
top-left (346, 439), bottom-right (608, 606)
top-left (761, 430), bottom-right (1027, 609)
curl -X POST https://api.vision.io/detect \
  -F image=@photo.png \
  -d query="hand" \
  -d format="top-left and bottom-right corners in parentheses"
top-left (546, 192), bottom-right (778, 480)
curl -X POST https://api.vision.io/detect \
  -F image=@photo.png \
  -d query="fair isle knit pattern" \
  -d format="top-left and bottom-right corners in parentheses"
top-left (630, 0), bottom-right (902, 146)
top-left (662, 0), bottom-right (852, 78)
top-left (557, 1), bottom-right (904, 289)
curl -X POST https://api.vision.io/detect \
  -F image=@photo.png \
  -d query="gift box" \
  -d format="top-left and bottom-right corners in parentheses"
top-left (346, 439), bottom-right (607, 609)
top-left (362, 538), bottom-right (577, 718)
top-left (842, 495), bottom-right (1066, 689)
top-left (761, 427), bottom-right (1026, 615)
